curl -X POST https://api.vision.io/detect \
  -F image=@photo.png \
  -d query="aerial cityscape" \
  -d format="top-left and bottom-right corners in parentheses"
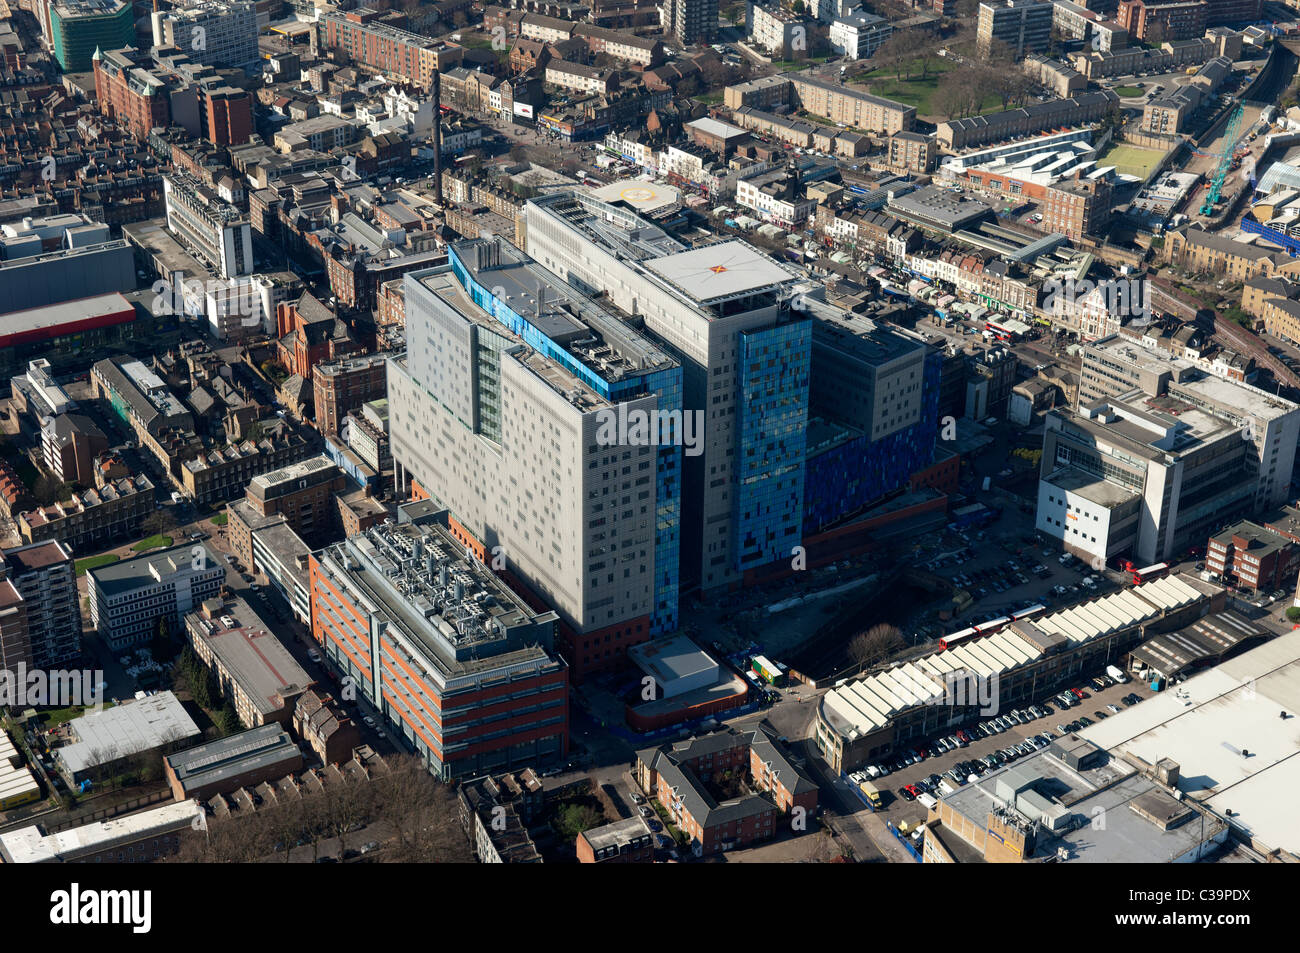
top-left (0, 0), bottom-right (1293, 888)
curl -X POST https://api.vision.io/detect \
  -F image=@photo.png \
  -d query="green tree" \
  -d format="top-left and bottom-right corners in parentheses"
top-left (216, 702), bottom-right (241, 737)
top-left (1285, 607), bottom-right (1300, 623)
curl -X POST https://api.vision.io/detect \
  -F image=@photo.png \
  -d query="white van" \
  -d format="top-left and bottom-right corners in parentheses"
top-left (917, 792), bottom-right (938, 811)
top-left (938, 779), bottom-right (957, 796)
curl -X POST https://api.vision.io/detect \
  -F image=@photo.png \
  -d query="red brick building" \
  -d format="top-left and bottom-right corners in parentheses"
top-left (205, 87), bottom-right (254, 146)
top-left (311, 352), bottom-right (388, 437)
top-left (308, 509), bottom-right (569, 780)
top-left (274, 292), bottom-right (366, 380)
top-left (1207, 518), bottom-right (1300, 592)
top-left (1117, 0), bottom-right (1207, 41)
top-left (637, 726), bottom-right (819, 856)
top-left (576, 816), bottom-right (655, 863)
top-left (93, 48), bottom-right (172, 142)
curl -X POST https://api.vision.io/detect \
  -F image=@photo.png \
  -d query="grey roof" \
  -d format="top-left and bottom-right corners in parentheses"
top-left (58, 692), bottom-right (202, 774)
top-left (164, 724), bottom-right (301, 796)
top-left (89, 542), bottom-right (222, 597)
top-left (638, 724), bottom-right (817, 830)
top-left (185, 596), bottom-right (312, 717)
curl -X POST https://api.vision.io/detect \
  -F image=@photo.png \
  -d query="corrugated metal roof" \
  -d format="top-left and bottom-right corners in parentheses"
top-left (822, 575), bottom-right (1210, 739)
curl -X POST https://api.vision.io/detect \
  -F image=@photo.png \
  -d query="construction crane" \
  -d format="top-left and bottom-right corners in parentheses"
top-left (1199, 103), bottom-right (1245, 217)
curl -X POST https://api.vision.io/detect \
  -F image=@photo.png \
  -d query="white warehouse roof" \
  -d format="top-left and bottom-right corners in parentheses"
top-left (823, 574), bottom-right (1206, 738)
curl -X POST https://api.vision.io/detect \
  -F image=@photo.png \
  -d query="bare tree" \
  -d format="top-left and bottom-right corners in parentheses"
top-left (849, 623), bottom-right (906, 670)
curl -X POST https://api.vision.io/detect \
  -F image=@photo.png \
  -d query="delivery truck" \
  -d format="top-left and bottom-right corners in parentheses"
top-left (859, 781), bottom-right (882, 809)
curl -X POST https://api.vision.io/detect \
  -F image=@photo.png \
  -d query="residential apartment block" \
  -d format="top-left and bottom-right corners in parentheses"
top-left (724, 72), bottom-right (916, 134)
top-left (636, 726), bottom-right (818, 856)
top-left (19, 475), bottom-right (155, 551)
top-left (977, 0), bottom-right (1054, 57)
top-left (1117, 0), bottom-right (1207, 40)
top-left (0, 540), bottom-right (80, 670)
top-left (829, 10), bottom-right (893, 59)
top-left (1206, 519), bottom-right (1300, 592)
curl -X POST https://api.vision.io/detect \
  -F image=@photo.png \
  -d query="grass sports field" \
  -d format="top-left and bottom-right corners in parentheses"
top-left (1098, 143), bottom-right (1166, 179)
top-left (853, 58), bottom-right (1003, 118)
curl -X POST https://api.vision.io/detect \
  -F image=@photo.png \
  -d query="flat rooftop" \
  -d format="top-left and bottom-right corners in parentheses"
top-left (939, 749), bottom-right (1227, 863)
top-left (529, 191), bottom-right (685, 262)
top-left (644, 241), bottom-right (800, 304)
top-left (580, 815), bottom-right (651, 852)
top-left (0, 799), bottom-right (202, 864)
top-left (58, 693), bottom-right (202, 775)
top-left (187, 596), bottom-right (313, 717)
top-left (587, 179), bottom-right (683, 217)
top-left (888, 186), bottom-right (993, 231)
top-left (1086, 333), bottom-right (1195, 376)
top-left (1078, 627), bottom-right (1300, 856)
top-left (1043, 466), bottom-right (1140, 509)
top-left (628, 634), bottom-right (719, 690)
top-left (89, 542), bottom-right (222, 597)
top-left (450, 237), bottom-right (676, 380)
top-left (314, 513), bottom-right (561, 685)
top-left (248, 454), bottom-right (338, 497)
top-left (419, 266), bottom-right (612, 414)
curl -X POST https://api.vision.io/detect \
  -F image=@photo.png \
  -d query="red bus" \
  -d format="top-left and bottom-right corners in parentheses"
top-left (1012, 605), bottom-right (1046, 621)
top-left (1131, 562), bottom-right (1169, 584)
top-left (938, 627), bottom-right (979, 651)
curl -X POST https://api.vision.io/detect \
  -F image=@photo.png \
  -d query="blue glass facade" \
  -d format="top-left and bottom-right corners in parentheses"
top-left (448, 245), bottom-right (681, 634)
top-left (734, 320), bottom-right (812, 570)
top-left (802, 348), bottom-right (943, 533)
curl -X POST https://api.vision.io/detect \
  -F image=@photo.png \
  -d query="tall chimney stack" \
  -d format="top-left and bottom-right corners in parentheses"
top-left (432, 71), bottom-right (443, 207)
